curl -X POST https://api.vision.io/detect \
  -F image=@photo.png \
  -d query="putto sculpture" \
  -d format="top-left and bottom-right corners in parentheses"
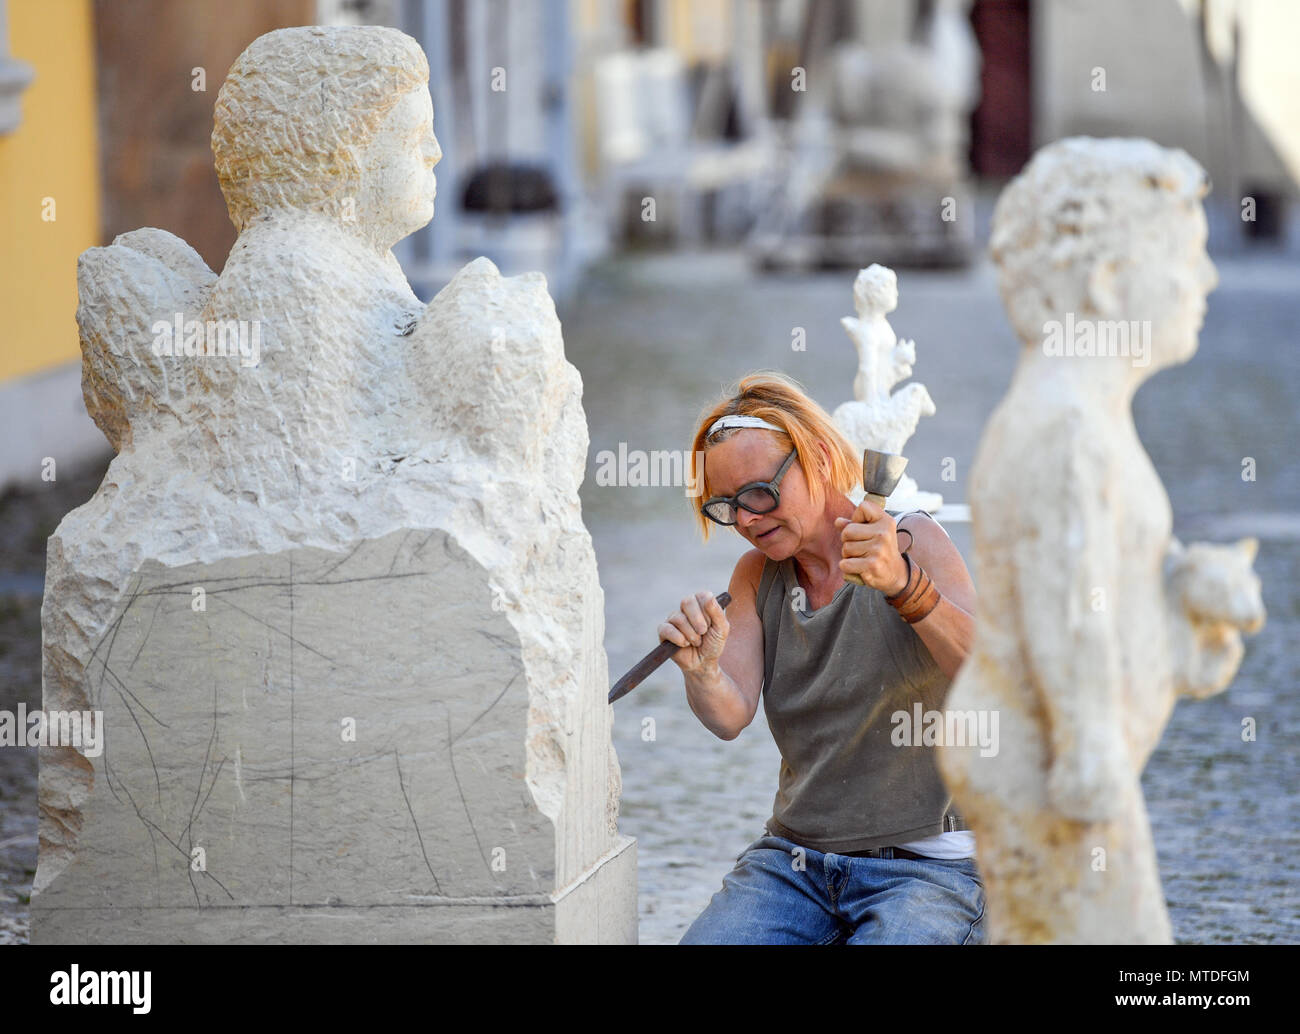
top-left (832, 263), bottom-right (941, 511)
top-left (938, 137), bottom-right (1265, 944)
top-left (35, 26), bottom-right (634, 944)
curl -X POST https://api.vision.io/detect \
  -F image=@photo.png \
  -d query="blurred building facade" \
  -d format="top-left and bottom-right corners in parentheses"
top-left (0, 0), bottom-right (102, 491)
top-left (1, 0), bottom-right (1296, 489)
top-left (1032, 0), bottom-right (1300, 243)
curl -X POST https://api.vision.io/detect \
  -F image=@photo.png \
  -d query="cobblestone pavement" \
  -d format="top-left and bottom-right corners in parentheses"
top-left (0, 457), bottom-right (110, 944)
top-left (0, 245), bottom-right (1295, 946)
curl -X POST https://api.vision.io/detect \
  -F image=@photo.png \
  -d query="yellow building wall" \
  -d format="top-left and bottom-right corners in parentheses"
top-left (0, 0), bottom-right (100, 383)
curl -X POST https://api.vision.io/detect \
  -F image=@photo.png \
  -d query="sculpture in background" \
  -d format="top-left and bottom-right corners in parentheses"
top-left (832, 264), bottom-right (941, 512)
top-left (752, 0), bottom-right (980, 269)
top-left (938, 137), bottom-right (1265, 944)
top-left (826, 0), bottom-right (980, 185)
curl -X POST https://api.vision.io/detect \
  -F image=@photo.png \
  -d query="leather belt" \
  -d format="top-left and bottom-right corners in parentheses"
top-left (837, 812), bottom-right (968, 860)
top-left (839, 845), bottom-right (926, 860)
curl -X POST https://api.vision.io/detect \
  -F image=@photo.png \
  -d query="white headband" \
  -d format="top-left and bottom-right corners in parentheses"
top-left (706, 414), bottom-right (787, 438)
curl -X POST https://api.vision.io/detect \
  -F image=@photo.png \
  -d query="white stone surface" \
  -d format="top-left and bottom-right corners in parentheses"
top-left (831, 263), bottom-right (942, 511)
top-left (938, 137), bottom-right (1265, 944)
top-left (33, 25), bottom-right (632, 943)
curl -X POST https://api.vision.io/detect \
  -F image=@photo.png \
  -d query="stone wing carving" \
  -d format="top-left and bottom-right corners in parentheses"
top-left (76, 227), bottom-right (217, 452)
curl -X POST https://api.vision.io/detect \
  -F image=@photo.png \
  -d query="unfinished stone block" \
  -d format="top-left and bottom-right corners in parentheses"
top-left (33, 25), bottom-right (634, 944)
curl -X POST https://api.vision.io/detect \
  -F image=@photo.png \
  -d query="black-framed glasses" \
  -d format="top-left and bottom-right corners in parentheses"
top-left (700, 449), bottom-right (798, 526)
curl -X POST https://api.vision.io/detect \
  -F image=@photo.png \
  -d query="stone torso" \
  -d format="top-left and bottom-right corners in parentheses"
top-left (945, 375), bottom-right (1177, 794)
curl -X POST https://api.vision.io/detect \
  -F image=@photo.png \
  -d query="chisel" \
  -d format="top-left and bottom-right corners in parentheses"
top-left (608, 591), bottom-right (733, 703)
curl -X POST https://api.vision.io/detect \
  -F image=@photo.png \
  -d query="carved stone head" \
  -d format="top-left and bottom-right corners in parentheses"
top-left (211, 26), bottom-right (439, 247)
top-left (852, 263), bottom-right (899, 318)
top-left (990, 137), bottom-right (1218, 372)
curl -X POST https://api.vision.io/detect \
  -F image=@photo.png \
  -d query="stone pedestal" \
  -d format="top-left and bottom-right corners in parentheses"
top-left (34, 528), bottom-right (636, 944)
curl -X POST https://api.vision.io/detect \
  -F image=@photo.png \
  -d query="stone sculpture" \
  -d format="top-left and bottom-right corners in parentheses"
top-left (751, 0), bottom-right (980, 268)
top-left (831, 263), bottom-right (941, 511)
top-left (33, 25), bottom-right (635, 944)
top-left (937, 137), bottom-right (1265, 944)
top-left (827, 0), bottom-right (980, 184)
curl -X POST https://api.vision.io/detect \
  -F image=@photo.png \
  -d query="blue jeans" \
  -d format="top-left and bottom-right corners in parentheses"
top-left (679, 833), bottom-right (987, 944)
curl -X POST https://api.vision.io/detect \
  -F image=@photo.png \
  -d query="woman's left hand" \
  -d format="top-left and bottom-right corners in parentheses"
top-left (835, 499), bottom-right (910, 595)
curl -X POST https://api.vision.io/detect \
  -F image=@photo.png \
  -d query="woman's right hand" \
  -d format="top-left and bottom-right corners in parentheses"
top-left (659, 591), bottom-right (730, 674)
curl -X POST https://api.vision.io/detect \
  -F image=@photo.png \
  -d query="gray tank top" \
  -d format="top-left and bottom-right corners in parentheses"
top-left (755, 521), bottom-right (967, 852)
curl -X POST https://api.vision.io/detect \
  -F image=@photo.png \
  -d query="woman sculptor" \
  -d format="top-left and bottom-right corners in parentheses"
top-left (668, 371), bottom-right (986, 945)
